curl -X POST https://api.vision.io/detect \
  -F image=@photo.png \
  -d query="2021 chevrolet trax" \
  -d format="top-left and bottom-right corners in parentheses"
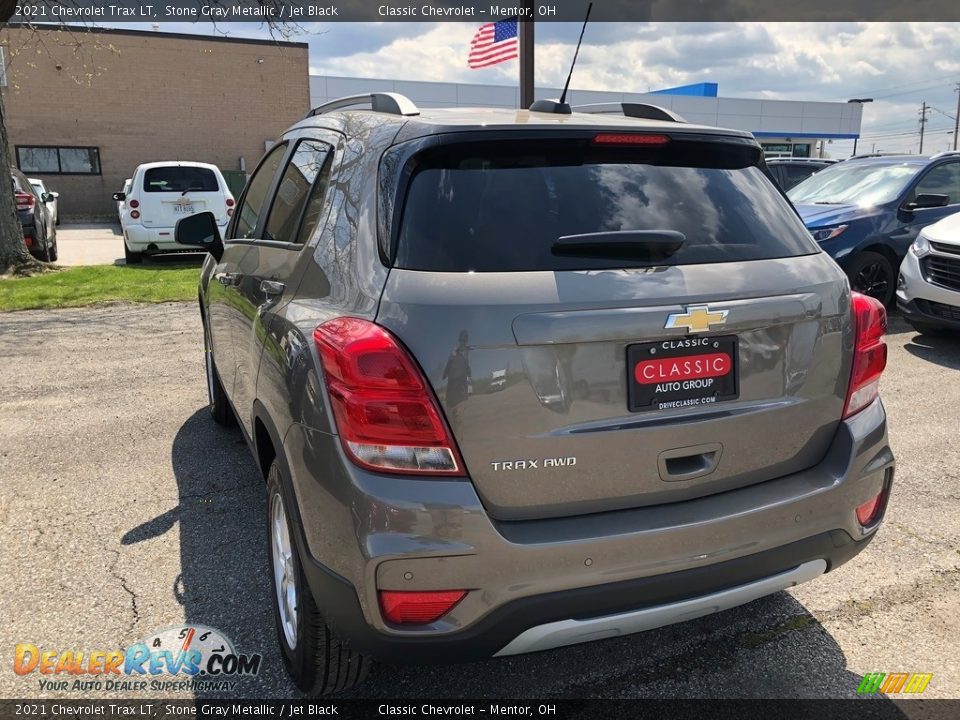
top-left (176, 93), bottom-right (895, 694)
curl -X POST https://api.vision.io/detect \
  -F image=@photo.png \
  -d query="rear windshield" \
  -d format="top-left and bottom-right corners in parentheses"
top-left (143, 167), bottom-right (219, 193)
top-left (392, 140), bottom-right (817, 272)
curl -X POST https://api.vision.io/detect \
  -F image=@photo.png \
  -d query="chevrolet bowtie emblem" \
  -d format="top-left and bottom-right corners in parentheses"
top-left (664, 305), bottom-right (729, 333)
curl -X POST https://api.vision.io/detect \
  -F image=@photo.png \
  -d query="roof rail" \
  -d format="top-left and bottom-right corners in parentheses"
top-left (572, 102), bottom-right (686, 123)
top-left (848, 152), bottom-right (910, 159)
top-left (766, 157), bottom-right (837, 163)
top-left (303, 92), bottom-right (420, 120)
top-left (930, 150), bottom-right (960, 160)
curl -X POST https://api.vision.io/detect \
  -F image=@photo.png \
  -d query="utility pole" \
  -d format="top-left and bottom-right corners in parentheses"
top-left (519, 0), bottom-right (535, 109)
top-left (919, 102), bottom-right (930, 154)
top-left (953, 83), bottom-right (959, 151)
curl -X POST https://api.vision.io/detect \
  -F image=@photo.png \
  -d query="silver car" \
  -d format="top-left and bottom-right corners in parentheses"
top-left (175, 93), bottom-right (895, 694)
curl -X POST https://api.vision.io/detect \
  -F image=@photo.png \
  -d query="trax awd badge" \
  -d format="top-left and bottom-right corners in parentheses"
top-left (491, 457), bottom-right (577, 472)
top-left (665, 305), bottom-right (728, 334)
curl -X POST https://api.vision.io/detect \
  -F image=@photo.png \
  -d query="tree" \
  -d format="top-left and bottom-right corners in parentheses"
top-left (0, 2), bottom-right (50, 275)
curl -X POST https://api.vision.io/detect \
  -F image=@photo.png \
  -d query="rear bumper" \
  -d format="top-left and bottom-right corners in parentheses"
top-left (124, 222), bottom-right (227, 251)
top-left (300, 529), bottom-right (875, 664)
top-left (284, 397), bottom-right (893, 662)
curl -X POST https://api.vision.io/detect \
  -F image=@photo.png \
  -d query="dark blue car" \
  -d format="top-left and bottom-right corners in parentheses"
top-left (788, 152), bottom-right (960, 305)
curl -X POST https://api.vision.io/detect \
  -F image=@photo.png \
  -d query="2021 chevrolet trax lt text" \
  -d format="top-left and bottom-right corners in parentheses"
top-left (176, 93), bottom-right (894, 694)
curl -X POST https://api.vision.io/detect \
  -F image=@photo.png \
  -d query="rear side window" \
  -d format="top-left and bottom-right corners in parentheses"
top-left (263, 140), bottom-right (333, 244)
top-left (393, 139), bottom-right (817, 272)
top-left (143, 166), bottom-right (218, 193)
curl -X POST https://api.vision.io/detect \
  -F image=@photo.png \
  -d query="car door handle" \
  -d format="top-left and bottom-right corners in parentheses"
top-left (260, 280), bottom-right (285, 297)
top-left (215, 272), bottom-right (240, 287)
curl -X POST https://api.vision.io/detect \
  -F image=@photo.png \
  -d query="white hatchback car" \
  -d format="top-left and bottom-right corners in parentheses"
top-left (115, 161), bottom-right (234, 264)
top-left (897, 210), bottom-right (960, 334)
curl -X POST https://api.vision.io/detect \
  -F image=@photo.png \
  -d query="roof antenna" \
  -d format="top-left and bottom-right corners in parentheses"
top-left (530, 2), bottom-right (593, 115)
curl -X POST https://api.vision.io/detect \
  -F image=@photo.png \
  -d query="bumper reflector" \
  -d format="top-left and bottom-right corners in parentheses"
top-left (379, 590), bottom-right (467, 625)
top-left (856, 486), bottom-right (890, 527)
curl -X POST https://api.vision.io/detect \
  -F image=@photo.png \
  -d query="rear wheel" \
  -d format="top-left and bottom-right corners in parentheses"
top-left (266, 461), bottom-right (370, 694)
top-left (124, 242), bottom-right (143, 265)
top-left (203, 319), bottom-right (235, 427)
top-left (846, 251), bottom-right (894, 307)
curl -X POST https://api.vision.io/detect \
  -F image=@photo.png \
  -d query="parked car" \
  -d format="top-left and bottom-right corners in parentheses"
top-left (29, 178), bottom-right (59, 225)
top-left (766, 157), bottom-right (837, 191)
top-left (11, 167), bottom-right (57, 261)
top-left (788, 152), bottom-right (960, 306)
top-left (175, 93), bottom-right (894, 695)
top-left (113, 161), bottom-right (234, 264)
top-left (116, 177), bottom-right (132, 221)
top-left (897, 210), bottom-right (960, 334)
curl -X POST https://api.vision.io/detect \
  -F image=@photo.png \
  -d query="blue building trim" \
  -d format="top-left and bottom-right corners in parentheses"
top-left (753, 131), bottom-right (859, 139)
top-left (650, 82), bottom-right (719, 98)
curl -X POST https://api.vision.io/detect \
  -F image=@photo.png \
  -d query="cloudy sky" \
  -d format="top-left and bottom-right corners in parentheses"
top-left (125, 21), bottom-right (960, 156)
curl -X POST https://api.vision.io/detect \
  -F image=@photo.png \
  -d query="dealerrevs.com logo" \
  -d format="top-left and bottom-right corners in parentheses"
top-left (14, 625), bottom-right (262, 693)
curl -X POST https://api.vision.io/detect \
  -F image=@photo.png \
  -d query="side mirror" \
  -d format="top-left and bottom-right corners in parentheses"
top-left (113, 192), bottom-right (126, 201)
top-left (904, 193), bottom-right (950, 211)
top-left (40, 192), bottom-right (54, 203)
top-left (175, 211), bottom-right (223, 261)
top-left (51, 192), bottom-right (59, 199)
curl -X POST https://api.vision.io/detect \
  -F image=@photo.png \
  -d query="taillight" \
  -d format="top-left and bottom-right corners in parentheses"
top-left (379, 590), bottom-right (467, 624)
top-left (843, 292), bottom-right (887, 419)
top-left (226, 197), bottom-right (235, 207)
top-left (23, 233), bottom-right (33, 247)
top-left (130, 210), bottom-right (141, 220)
top-left (227, 208), bottom-right (234, 217)
top-left (313, 317), bottom-right (464, 475)
top-left (593, 133), bottom-right (670, 146)
top-left (128, 199), bottom-right (140, 209)
top-left (15, 192), bottom-right (34, 211)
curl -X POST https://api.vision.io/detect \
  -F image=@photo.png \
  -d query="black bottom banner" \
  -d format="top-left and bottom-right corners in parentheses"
top-left (1, 699), bottom-right (958, 720)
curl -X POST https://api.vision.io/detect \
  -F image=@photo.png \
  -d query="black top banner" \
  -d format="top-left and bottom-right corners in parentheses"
top-left (9, 0), bottom-right (960, 22)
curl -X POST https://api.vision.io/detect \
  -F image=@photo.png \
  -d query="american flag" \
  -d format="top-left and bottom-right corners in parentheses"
top-left (468, 19), bottom-right (519, 69)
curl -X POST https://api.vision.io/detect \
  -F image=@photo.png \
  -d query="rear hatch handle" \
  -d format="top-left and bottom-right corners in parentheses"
top-left (658, 443), bottom-right (723, 482)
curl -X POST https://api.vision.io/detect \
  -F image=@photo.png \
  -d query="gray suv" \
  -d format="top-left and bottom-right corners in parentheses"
top-left (176, 93), bottom-right (895, 694)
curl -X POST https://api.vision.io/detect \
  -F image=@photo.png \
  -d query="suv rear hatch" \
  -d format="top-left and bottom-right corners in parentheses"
top-left (139, 165), bottom-right (228, 228)
top-left (376, 131), bottom-right (852, 521)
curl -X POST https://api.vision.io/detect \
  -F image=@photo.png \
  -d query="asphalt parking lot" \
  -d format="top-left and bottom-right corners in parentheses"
top-left (1, 302), bottom-right (958, 702)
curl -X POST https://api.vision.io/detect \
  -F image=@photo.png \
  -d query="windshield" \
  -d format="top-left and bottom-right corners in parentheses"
top-left (788, 161), bottom-right (920, 206)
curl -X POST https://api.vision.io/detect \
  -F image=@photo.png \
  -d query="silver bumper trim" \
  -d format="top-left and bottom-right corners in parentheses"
top-left (494, 559), bottom-right (827, 657)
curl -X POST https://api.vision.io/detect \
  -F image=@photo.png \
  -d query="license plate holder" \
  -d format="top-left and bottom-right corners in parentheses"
top-left (627, 335), bottom-right (739, 413)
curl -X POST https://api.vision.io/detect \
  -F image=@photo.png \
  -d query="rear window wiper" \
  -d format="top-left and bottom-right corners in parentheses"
top-left (552, 230), bottom-right (685, 260)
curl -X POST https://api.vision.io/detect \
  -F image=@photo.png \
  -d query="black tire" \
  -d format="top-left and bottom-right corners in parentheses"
top-left (124, 242), bottom-right (143, 265)
top-left (203, 319), bottom-right (236, 427)
top-left (846, 251), bottom-right (895, 307)
top-left (907, 320), bottom-right (949, 336)
top-left (266, 461), bottom-right (370, 695)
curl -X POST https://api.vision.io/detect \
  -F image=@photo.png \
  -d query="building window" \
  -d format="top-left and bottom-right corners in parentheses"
top-left (16, 146), bottom-right (101, 175)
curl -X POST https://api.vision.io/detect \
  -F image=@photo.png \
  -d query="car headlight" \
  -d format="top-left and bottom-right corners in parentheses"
top-left (810, 225), bottom-right (848, 242)
top-left (910, 234), bottom-right (931, 258)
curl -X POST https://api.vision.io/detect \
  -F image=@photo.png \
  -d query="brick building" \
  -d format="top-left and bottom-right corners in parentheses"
top-left (0, 25), bottom-right (309, 221)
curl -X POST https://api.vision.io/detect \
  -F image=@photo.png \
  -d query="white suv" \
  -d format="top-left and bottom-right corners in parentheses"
top-left (115, 161), bottom-right (234, 264)
top-left (897, 210), bottom-right (960, 334)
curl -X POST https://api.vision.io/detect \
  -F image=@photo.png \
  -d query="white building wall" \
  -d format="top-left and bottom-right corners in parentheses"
top-left (308, 75), bottom-right (862, 152)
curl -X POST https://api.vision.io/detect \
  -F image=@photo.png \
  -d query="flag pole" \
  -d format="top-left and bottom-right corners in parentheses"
top-left (519, 0), bottom-right (535, 108)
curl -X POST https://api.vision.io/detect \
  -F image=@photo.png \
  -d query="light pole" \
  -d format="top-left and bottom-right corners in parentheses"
top-left (848, 98), bottom-right (874, 156)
